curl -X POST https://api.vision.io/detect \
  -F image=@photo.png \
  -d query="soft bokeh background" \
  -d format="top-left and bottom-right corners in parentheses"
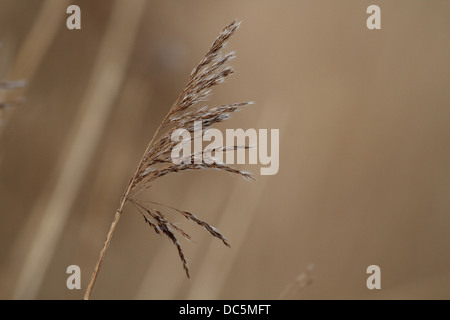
top-left (0, 0), bottom-right (449, 300)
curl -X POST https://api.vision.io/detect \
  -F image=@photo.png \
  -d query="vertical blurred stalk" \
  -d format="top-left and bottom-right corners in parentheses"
top-left (0, 0), bottom-right (65, 155)
top-left (6, 1), bottom-right (65, 81)
top-left (13, 0), bottom-right (145, 299)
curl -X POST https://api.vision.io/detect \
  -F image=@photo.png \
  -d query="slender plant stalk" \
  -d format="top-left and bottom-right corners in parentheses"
top-left (84, 117), bottom-right (168, 300)
top-left (83, 209), bottom-right (121, 300)
top-left (84, 20), bottom-right (253, 299)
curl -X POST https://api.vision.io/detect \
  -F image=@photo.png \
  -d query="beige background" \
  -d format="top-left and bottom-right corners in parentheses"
top-left (0, 0), bottom-right (449, 299)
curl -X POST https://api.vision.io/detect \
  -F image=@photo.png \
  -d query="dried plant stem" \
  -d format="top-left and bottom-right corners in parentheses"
top-left (84, 119), bottom-right (167, 300)
top-left (83, 209), bottom-right (121, 300)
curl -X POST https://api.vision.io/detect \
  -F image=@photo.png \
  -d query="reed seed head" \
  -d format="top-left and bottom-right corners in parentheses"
top-left (126, 20), bottom-right (253, 278)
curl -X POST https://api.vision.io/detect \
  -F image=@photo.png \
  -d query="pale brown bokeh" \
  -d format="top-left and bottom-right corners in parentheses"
top-left (0, 0), bottom-right (449, 299)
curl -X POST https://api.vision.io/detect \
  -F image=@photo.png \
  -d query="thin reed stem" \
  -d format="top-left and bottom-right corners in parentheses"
top-left (83, 208), bottom-right (121, 300)
top-left (83, 118), bottom-right (167, 300)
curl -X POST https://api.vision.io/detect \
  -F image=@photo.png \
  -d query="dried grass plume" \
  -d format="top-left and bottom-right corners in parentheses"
top-left (84, 20), bottom-right (254, 299)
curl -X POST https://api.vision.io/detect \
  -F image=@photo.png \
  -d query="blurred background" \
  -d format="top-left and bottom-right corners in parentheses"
top-left (0, 0), bottom-right (449, 300)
